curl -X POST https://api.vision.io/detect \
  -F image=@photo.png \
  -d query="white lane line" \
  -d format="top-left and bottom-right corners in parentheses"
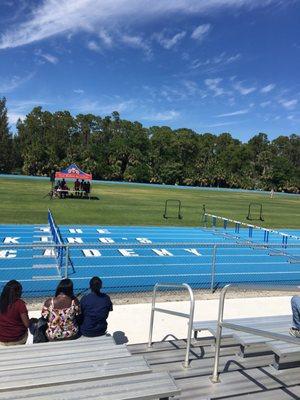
top-left (1, 270), bottom-right (300, 284)
top-left (59, 261), bottom-right (293, 269)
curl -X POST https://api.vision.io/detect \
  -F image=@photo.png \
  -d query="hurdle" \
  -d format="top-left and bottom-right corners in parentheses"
top-left (246, 202), bottom-right (264, 221)
top-left (204, 213), bottom-right (300, 246)
top-left (163, 199), bottom-right (183, 220)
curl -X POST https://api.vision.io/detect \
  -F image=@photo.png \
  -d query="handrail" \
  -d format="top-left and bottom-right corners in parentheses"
top-left (210, 284), bottom-right (300, 383)
top-left (147, 283), bottom-right (195, 368)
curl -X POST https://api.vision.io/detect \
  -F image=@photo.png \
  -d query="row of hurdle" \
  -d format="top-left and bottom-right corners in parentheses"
top-left (204, 213), bottom-right (300, 246)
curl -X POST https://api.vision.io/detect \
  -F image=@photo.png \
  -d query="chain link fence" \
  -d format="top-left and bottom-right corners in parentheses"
top-left (0, 242), bottom-right (299, 303)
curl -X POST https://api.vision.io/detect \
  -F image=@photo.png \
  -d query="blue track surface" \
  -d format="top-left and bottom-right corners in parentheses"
top-left (0, 224), bottom-right (299, 297)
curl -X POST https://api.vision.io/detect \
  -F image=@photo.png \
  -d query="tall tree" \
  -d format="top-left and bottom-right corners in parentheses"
top-left (9, 104), bottom-right (300, 192)
top-left (0, 97), bottom-right (13, 173)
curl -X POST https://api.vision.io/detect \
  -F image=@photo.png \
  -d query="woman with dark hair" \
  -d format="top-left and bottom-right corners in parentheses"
top-left (80, 277), bottom-right (113, 337)
top-left (41, 278), bottom-right (81, 341)
top-left (0, 280), bottom-right (30, 346)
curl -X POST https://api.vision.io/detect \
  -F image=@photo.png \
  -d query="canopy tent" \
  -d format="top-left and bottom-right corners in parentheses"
top-left (55, 164), bottom-right (92, 180)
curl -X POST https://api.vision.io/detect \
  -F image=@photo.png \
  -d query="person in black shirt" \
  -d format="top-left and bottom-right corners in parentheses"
top-left (86, 181), bottom-right (91, 194)
top-left (80, 277), bottom-right (113, 337)
top-left (74, 179), bottom-right (80, 197)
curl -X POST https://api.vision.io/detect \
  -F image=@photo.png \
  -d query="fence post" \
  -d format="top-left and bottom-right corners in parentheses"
top-left (64, 245), bottom-right (69, 278)
top-left (211, 245), bottom-right (217, 293)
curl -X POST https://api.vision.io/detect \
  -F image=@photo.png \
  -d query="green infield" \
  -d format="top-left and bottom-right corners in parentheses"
top-left (0, 178), bottom-right (299, 229)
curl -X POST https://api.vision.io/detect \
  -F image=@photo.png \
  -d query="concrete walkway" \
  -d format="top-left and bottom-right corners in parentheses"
top-left (29, 296), bottom-right (293, 344)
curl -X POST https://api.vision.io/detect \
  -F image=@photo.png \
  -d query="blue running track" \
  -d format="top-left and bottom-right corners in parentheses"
top-left (0, 224), bottom-right (299, 297)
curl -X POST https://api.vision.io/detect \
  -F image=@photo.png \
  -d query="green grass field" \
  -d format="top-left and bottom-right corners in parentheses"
top-left (0, 178), bottom-right (299, 229)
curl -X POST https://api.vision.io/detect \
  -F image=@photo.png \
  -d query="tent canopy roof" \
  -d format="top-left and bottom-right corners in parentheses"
top-left (55, 163), bottom-right (92, 180)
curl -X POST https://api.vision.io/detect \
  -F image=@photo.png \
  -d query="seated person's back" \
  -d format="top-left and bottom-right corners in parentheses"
top-left (74, 179), bottom-right (80, 191)
top-left (42, 279), bottom-right (80, 341)
top-left (80, 277), bottom-right (112, 337)
top-left (0, 280), bottom-right (31, 346)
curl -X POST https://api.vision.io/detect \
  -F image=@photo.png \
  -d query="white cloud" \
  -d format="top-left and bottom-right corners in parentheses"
top-left (74, 98), bottom-right (136, 115)
top-left (206, 120), bottom-right (240, 128)
top-left (216, 109), bottom-right (249, 117)
top-left (0, 0), bottom-right (287, 49)
top-left (154, 31), bottom-right (186, 50)
top-left (260, 100), bottom-right (271, 107)
top-left (142, 110), bottom-right (180, 121)
top-left (233, 81), bottom-right (256, 95)
top-left (182, 80), bottom-right (198, 95)
top-left (260, 83), bottom-right (275, 93)
top-left (99, 30), bottom-right (113, 47)
top-left (191, 24), bottom-right (211, 41)
top-left (0, 73), bottom-right (34, 93)
top-left (40, 53), bottom-right (59, 64)
top-left (7, 99), bottom-right (50, 126)
top-left (87, 40), bottom-right (101, 52)
top-left (278, 98), bottom-right (298, 110)
top-left (8, 112), bottom-right (25, 124)
top-left (121, 34), bottom-right (151, 56)
top-left (73, 89), bottom-right (84, 94)
top-left (204, 78), bottom-right (224, 96)
top-left (191, 52), bottom-right (241, 70)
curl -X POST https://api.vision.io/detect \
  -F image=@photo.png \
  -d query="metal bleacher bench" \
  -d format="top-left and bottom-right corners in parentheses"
top-left (194, 284), bottom-right (300, 382)
top-left (0, 335), bottom-right (180, 400)
top-left (193, 315), bottom-right (298, 365)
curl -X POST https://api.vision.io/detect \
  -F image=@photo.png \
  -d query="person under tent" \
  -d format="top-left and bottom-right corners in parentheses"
top-left (85, 180), bottom-right (91, 195)
top-left (74, 179), bottom-right (80, 196)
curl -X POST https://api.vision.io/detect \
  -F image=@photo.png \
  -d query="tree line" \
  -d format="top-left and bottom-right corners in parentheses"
top-left (0, 97), bottom-right (299, 192)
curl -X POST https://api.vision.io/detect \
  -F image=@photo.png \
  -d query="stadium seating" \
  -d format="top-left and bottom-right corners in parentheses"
top-left (0, 335), bottom-right (180, 400)
top-left (193, 315), bottom-right (300, 369)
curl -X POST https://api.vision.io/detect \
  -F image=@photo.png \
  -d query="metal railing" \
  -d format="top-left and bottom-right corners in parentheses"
top-left (147, 283), bottom-right (195, 368)
top-left (210, 284), bottom-right (300, 383)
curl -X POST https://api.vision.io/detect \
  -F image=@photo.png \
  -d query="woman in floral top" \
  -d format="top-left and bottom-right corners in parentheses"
top-left (42, 279), bottom-right (81, 341)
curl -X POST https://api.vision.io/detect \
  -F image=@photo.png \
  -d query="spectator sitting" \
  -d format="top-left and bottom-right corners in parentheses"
top-left (41, 279), bottom-right (81, 341)
top-left (79, 180), bottom-right (85, 197)
top-left (60, 181), bottom-right (69, 198)
top-left (290, 296), bottom-right (300, 337)
top-left (0, 280), bottom-right (32, 346)
top-left (54, 180), bottom-right (61, 190)
top-left (85, 181), bottom-right (91, 195)
top-left (74, 179), bottom-right (80, 195)
top-left (80, 277), bottom-right (113, 337)
top-left (83, 181), bottom-right (89, 196)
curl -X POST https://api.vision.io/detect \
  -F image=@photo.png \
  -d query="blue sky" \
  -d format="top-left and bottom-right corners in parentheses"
top-left (0, 0), bottom-right (299, 141)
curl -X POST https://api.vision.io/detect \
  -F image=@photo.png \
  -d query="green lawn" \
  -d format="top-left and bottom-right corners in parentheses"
top-left (0, 178), bottom-right (299, 229)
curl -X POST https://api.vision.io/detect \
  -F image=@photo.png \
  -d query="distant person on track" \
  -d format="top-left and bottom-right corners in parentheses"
top-left (0, 280), bottom-right (32, 346)
top-left (270, 188), bottom-right (274, 198)
top-left (290, 296), bottom-right (300, 338)
top-left (41, 278), bottom-right (81, 341)
top-left (80, 277), bottom-right (113, 337)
